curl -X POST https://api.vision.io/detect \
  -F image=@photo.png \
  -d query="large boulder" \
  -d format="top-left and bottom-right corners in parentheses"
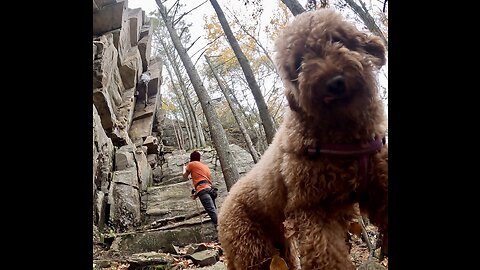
top-left (108, 167), bottom-right (141, 231)
top-left (93, 33), bottom-right (117, 90)
top-left (134, 147), bottom-right (153, 192)
top-left (93, 105), bottom-right (114, 193)
top-left (112, 223), bottom-right (217, 254)
top-left (118, 46), bottom-right (142, 89)
top-left (128, 8), bottom-right (143, 47)
top-left (93, 0), bottom-right (128, 35)
top-left (93, 89), bottom-right (117, 131)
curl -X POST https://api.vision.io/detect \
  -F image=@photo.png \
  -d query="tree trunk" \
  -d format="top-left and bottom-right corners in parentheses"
top-left (178, 101), bottom-right (193, 150)
top-left (174, 114), bottom-right (185, 150)
top-left (166, 67), bottom-right (194, 150)
top-left (281, 0), bottom-right (306, 16)
top-left (343, 0), bottom-right (388, 49)
top-left (171, 116), bottom-right (182, 149)
top-left (228, 79), bottom-right (268, 154)
top-left (159, 38), bottom-right (202, 148)
top-left (209, 0), bottom-right (277, 145)
top-left (206, 55), bottom-right (260, 163)
top-left (282, 0), bottom-right (388, 49)
top-left (197, 113), bottom-right (207, 147)
top-left (157, 0), bottom-right (240, 190)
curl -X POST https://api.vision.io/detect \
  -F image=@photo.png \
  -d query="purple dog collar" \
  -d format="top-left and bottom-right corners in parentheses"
top-left (305, 137), bottom-right (384, 181)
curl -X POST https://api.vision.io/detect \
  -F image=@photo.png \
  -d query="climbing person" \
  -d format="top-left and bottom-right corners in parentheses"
top-left (183, 150), bottom-right (218, 231)
top-left (139, 71), bottom-right (151, 108)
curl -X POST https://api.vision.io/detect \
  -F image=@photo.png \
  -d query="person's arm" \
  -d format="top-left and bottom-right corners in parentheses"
top-left (183, 164), bottom-right (190, 180)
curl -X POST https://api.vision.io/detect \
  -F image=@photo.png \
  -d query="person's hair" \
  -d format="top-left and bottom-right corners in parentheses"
top-left (190, 151), bottom-right (201, 162)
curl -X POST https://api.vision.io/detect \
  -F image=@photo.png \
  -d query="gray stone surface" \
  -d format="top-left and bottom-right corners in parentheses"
top-left (93, 33), bottom-right (117, 90)
top-left (132, 105), bottom-right (154, 121)
top-left (107, 18), bottom-right (131, 68)
top-left (138, 34), bottom-right (151, 72)
top-left (118, 46), bottom-right (142, 89)
top-left (115, 223), bottom-right (217, 253)
top-left (128, 8), bottom-right (143, 47)
top-left (115, 88), bottom-right (136, 131)
top-left (147, 154), bottom-right (158, 168)
top-left (115, 146), bottom-right (136, 171)
top-left (112, 167), bottom-right (139, 188)
top-left (95, 190), bottom-right (107, 229)
top-left (93, 104), bottom-right (114, 193)
top-left (126, 252), bottom-right (175, 267)
top-left (129, 111), bottom-right (154, 145)
top-left (110, 125), bottom-right (134, 147)
top-left (139, 21), bottom-right (152, 40)
top-left (143, 135), bottom-right (160, 154)
top-left (93, 1), bottom-right (127, 35)
top-left (109, 172), bottom-right (141, 231)
top-left (108, 63), bottom-right (125, 107)
top-left (152, 166), bottom-right (162, 183)
top-left (191, 261), bottom-right (226, 270)
top-left (134, 147), bottom-right (153, 192)
top-left (145, 181), bottom-right (196, 218)
top-left (93, 89), bottom-right (117, 130)
top-left (94, 0), bottom-right (116, 9)
top-left (189, 249), bottom-right (219, 267)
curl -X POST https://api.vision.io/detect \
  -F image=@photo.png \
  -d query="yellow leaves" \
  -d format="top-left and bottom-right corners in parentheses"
top-left (265, 0), bottom-right (292, 41)
top-left (270, 254), bottom-right (289, 270)
top-left (162, 97), bottom-right (176, 113)
top-left (203, 11), bottom-right (259, 72)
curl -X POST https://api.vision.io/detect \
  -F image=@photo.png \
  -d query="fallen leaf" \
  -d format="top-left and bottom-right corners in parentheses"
top-left (270, 254), bottom-right (289, 270)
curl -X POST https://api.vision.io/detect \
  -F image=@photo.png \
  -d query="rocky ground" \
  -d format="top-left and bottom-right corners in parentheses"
top-left (93, 222), bottom-right (387, 270)
top-left (93, 146), bottom-right (387, 270)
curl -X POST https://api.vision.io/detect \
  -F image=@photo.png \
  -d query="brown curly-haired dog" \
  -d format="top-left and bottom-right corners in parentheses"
top-left (218, 8), bottom-right (388, 270)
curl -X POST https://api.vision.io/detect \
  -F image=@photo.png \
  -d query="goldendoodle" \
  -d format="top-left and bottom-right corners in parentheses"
top-left (218, 8), bottom-right (388, 270)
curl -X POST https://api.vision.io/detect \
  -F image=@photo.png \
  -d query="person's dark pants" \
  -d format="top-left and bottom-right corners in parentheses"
top-left (197, 188), bottom-right (217, 228)
top-left (143, 82), bottom-right (148, 107)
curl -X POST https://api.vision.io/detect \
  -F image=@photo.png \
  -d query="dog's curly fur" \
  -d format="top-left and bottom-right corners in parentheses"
top-left (218, 8), bottom-right (388, 270)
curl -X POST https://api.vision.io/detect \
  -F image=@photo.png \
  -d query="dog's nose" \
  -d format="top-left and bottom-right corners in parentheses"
top-left (326, 75), bottom-right (345, 96)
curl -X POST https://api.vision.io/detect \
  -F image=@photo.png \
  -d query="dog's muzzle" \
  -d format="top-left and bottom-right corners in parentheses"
top-left (324, 75), bottom-right (346, 103)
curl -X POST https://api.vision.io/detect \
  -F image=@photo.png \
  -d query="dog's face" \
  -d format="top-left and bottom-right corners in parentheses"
top-left (275, 9), bottom-right (386, 120)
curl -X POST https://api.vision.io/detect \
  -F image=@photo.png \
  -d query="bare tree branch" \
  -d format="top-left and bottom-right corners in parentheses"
top-left (186, 36), bottom-right (202, 52)
top-left (343, 0), bottom-right (388, 49)
top-left (173, 0), bottom-right (208, 26)
top-left (166, 0), bottom-right (179, 17)
top-left (228, 10), bottom-right (276, 70)
top-left (191, 34), bottom-right (223, 58)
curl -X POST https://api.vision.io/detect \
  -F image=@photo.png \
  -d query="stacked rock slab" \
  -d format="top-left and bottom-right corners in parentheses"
top-left (93, 0), bottom-right (163, 233)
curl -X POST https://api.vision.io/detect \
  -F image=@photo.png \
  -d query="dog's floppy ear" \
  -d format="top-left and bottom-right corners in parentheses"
top-left (285, 88), bottom-right (301, 112)
top-left (362, 35), bottom-right (386, 67)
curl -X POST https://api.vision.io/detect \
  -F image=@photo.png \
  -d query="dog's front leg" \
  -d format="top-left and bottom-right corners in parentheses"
top-left (218, 206), bottom-right (280, 270)
top-left (359, 146), bottom-right (388, 257)
top-left (285, 209), bottom-right (356, 270)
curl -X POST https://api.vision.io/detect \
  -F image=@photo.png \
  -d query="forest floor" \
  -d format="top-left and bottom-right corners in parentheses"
top-left (95, 222), bottom-right (388, 269)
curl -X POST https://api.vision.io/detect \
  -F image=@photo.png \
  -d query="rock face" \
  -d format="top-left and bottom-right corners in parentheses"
top-left (93, 2), bottom-right (256, 269)
top-left (113, 145), bottom-right (255, 253)
top-left (93, 1), bottom-right (162, 234)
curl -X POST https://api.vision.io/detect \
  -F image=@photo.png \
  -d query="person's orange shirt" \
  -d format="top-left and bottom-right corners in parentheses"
top-left (186, 161), bottom-right (212, 192)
